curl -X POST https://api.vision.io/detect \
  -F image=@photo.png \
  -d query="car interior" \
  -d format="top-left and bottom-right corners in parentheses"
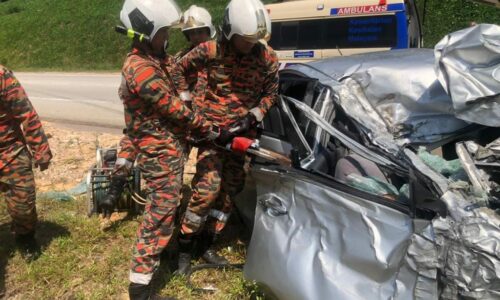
top-left (257, 70), bottom-right (446, 220)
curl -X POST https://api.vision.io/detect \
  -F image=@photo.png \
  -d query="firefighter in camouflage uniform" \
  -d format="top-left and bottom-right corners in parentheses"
top-left (174, 0), bottom-right (278, 275)
top-left (0, 65), bottom-right (52, 261)
top-left (99, 6), bottom-right (215, 219)
top-left (174, 5), bottom-right (215, 110)
top-left (116, 1), bottom-right (227, 299)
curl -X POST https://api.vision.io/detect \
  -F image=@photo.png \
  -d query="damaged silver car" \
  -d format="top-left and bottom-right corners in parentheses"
top-left (235, 24), bottom-right (500, 299)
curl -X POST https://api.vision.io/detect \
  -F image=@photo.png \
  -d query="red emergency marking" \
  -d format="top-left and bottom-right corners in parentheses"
top-left (336, 5), bottom-right (388, 15)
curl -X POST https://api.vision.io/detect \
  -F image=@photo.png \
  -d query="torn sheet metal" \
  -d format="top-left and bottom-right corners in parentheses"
top-left (456, 142), bottom-right (491, 197)
top-left (435, 191), bottom-right (500, 299)
top-left (398, 219), bottom-right (439, 299)
top-left (405, 149), bottom-right (500, 298)
top-left (475, 137), bottom-right (500, 162)
top-left (287, 49), bottom-right (471, 147)
top-left (244, 166), bottom-right (433, 300)
top-left (284, 95), bottom-right (407, 173)
top-left (435, 24), bottom-right (500, 127)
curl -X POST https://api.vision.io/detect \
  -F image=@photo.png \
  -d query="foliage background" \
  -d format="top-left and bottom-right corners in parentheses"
top-left (0, 0), bottom-right (498, 70)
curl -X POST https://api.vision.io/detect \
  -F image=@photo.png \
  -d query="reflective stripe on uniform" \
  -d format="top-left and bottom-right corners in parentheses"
top-left (209, 209), bottom-right (230, 223)
top-left (129, 271), bottom-right (153, 285)
top-left (184, 210), bottom-right (207, 225)
top-left (250, 107), bottom-right (264, 122)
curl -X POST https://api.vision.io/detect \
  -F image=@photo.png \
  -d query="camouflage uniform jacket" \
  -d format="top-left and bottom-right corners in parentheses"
top-left (173, 46), bottom-right (209, 111)
top-left (0, 65), bottom-right (52, 170)
top-left (174, 40), bottom-right (279, 128)
top-left (119, 48), bottom-right (209, 155)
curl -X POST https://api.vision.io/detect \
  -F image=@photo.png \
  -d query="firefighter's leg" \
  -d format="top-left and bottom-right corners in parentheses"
top-left (202, 152), bottom-right (247, 264)
top-left (1, 150), bottom-right (40, 261)
top-left (178, 146), bottom-right (223, 274)
top-left (129, 144), bottom-right (185, 287)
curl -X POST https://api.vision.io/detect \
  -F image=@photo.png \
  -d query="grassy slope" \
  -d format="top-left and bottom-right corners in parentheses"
top-left (0, 0), bottom-right (273, 71)
top-left (0, 0), bottom-right (497, 70)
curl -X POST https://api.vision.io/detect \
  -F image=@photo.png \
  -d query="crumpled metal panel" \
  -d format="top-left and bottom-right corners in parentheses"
top-left (288, 49), bottom-right (470, 146)
top-left (244, 167), bottom-right (437, 300)
top-left (405, 149), bottom-right (500, 299)
top-left (435, 24), bottom-right (500, 127)
top-left (397, 220), bottom-right (439, 299)
top-left (435, 191), bottom-right (500, 299)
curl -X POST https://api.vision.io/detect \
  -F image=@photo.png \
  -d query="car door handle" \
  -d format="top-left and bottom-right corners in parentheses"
top-left (259, 196), bottom-right (288, 217)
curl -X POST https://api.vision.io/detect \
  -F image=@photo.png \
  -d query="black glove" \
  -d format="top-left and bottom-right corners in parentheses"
top-left (188, 125), bottom-right (231, 145)
top-left (229, 113), bottom-right (256, 136)
top-left (35, 161), bottom-right (50, 172)
top-left (216, 128), bottom-right (234, 145)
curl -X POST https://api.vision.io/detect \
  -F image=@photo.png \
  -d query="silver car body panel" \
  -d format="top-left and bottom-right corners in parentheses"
top-left (435, 24), bottom-right (500, 127)
top-left (289, 49), bottom-right (471, 147)
top-left (243, 26), bottom-right (500, 299)
top-left (244, 167), bottom-right (436, 300)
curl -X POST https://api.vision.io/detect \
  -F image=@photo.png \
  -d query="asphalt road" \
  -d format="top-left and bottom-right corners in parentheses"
top-left (16, 72), bottom-right (125, 129)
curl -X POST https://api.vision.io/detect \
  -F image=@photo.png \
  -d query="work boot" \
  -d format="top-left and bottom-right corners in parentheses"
top-left (201, 233), bottom-right (229, 265)
top-left (176, 235), bottom-right (193, 276)
top-left (128, 283), bottom-right (177, 300)
top-left (201, 248), bottom-right (229, 265)
top-left (100, 175), bottom-right (127, 217)
top-left (15, 231), bottom-right (41, 262)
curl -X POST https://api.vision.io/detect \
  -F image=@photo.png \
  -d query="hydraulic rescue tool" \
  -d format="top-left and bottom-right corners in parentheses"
top-left (86, 147), bottom-right (144, 217)
top-left (226, 136), bottom-right (291, 166)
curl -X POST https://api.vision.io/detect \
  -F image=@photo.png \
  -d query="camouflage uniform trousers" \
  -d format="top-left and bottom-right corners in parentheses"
top-left (0, 149), bottom-right (36, 235)
top-left (129, 137), bottom-right (188, 284)
top-left (112, 136), bottom-right (138, 177)
top-left (180, 145), bottom-right (246, 236)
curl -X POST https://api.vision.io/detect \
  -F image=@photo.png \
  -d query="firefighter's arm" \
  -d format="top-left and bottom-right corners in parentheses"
top-left (250, 50), bottom-right (279, 122)
top-left (130, 64), bottom-right (210, 132)
top-left (1, 69), bottom-right (52, 165)
top-left (174, 41), bottom-right (217, 101)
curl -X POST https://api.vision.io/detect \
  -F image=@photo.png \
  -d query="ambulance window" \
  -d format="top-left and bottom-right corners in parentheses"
top-left (280, 22), bottom-right (299, 49)
top-left (324, 15), bottom-right (398, 48)
top-left (298, 20), bottom-right (323, 49)
top-left (270, 15), bottom-right (398, 50)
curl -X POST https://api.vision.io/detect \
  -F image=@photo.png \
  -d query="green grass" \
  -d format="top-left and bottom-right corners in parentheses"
top-left (0, 195), bottom-right (262, 299)
top-left (417, 0), bottom-right (500, 47)
top-left (0, 0), bottom-right (273, 71)
top-left (0, 0), bottom-right (497, 71)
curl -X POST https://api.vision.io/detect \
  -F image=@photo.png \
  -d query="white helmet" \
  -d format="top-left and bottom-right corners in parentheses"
top-left (181, 5), bottom-right (216, 39)
top-left (120, 0), bottom-right (182, 40)
top-left (222, 0), bottom-right (271, 42)
top-left (263, 4), bottom-right (272, 41)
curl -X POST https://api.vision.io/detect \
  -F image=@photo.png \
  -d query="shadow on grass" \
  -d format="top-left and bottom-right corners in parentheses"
top-left (0, 220), bottom-right (70, 298)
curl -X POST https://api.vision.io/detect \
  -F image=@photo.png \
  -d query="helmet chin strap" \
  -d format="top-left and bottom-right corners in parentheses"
top-left (163, 40), bottom-right (169, 52)
top-left (153, 39), bottom-right (169, 59)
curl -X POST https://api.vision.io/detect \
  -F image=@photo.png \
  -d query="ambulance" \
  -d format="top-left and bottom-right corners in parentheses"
top-left (265, 0), bottom-right (422, 67)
